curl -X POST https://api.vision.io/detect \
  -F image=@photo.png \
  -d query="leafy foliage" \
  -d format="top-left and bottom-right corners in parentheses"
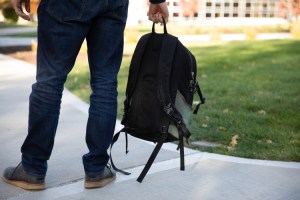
top-left (2, 7), bottom-right (18, 23)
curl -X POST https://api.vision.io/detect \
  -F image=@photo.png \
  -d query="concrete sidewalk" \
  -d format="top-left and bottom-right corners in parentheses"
top-left (0, 26), bottom-right (36, 48)
top-left (0, 37), bottom-right (36, 47)
top-left (0, 27), bottom-right (37, 36)
top-left (0, 54), bottom-right (300, 200)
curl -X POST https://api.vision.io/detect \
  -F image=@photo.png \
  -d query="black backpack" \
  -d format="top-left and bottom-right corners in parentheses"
top-left (110, 21), bottom-right (205, 182)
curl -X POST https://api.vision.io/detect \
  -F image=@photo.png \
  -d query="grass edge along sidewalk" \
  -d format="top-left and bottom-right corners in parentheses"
top-left (63, 39), bottom-right (300, 162)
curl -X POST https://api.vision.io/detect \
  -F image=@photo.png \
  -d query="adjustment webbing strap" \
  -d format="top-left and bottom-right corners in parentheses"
top-left (136, 133), bottom-right (169, 183)
top-left (179, 135), bottom-right (185, 171)
top-left (193, 82), bottom-right (206, 114)
top-left (110, 129), bottom-right (131, 175)
top-left (176, 125), bottom-right (186, 171)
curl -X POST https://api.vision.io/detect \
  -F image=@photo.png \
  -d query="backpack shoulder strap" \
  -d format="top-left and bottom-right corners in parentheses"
top-left (125, 33), bottom-right (151, 99)
top-left (136, 132), bottom-right (169, 183)
top-left (157, 34), bottom-right (178, 118)
top-left (157, 34), bottom-right (191, 137)
top-left (122, 33), bottom-right (152, 124)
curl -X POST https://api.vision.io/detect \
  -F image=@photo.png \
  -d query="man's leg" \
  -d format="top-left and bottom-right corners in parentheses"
top-left (83, 0), bottom-right (128, 188)
top-left (3, 0), bottom-right (89, 190)
top-left (22, 3), bottom-right (89, 177)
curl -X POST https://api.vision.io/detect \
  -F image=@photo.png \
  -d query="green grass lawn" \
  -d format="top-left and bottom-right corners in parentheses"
top-left (0, 23), bottom-right (23, 29)
top-left (0, 22), bottom-right (289, 37)
top-left (3, 32), bottom-right (37, 37)
top-left (65, 39), bottom-right (300, 162)
top-left (0, 22), bottom-right (36, 29)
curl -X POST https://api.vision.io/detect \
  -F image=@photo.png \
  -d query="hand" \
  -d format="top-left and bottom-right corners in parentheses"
top-left (11, 0), bottom-right (31, 21)
top-left (148, 2), bottom-right (169, 24)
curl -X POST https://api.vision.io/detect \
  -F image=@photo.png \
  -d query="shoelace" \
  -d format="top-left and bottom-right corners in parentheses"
top-left (11, 162), bottom-right (22, 176)
top-left (106, 163), bottom-right (114, 175)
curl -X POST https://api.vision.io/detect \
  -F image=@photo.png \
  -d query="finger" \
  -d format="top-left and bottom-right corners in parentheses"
top-left (155, 13), bottom-right (163, 23)
top-left (158, 14), bottom-right (163, 23)
top-left (154, 13), bottom-right (160, 23)
top-left (159, 12), bottom-right (168, 23)
top-left (25, 0), bottom-right (31, 13)
top-left (162, 17), bottom-right (168, 24)
top-left (16, 8), bottom-right (31, 20)
top-left (15, 2), bottom-right (31, 21)
top-left (157, 3), bottom-right (169, 23)
top-left (148, 14), bottom-right (155, 22)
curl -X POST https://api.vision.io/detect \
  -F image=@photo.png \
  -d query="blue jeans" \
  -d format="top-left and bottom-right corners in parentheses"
top-left (21, 0), bottom-right (128, 178)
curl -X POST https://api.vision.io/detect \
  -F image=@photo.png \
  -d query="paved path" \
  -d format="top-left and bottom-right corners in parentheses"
top-left (0, 27), bottom-right (37, 47)
top-left (1, 54), bottom-right (300, 200)
top-left (0, 37), bottom-right (36, 47)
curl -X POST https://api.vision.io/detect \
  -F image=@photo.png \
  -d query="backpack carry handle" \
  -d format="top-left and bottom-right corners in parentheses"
top-left (152, 18), bottom-right (167, 34)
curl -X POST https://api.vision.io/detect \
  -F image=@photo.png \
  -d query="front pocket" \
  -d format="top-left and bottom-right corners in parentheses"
top-left (46, 0), bottom-right (87, 21)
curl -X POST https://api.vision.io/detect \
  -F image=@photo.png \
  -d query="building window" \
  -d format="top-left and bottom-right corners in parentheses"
top-left (270, 2), bottom-right (275, 8)
top-left (233, 3), bottom-right (238, 7)
top-left (215, 13), bottom-right (220, 18)
top-left (206, 2), bottom-right (212, 7)
top-left (233, 13), bottom-right (238, 17)
top-left (206, 13), bottom-right (212, 18)
top-left (246, 3), bottom-right (251, 8)
top-left (245, 13), bottom-right (251, 17)
top-left (225, 3), bottom-right (230, 7)
top-left (263, 3), bottom-right (267, 8)
top-left (173, 13), bottom-right (179, 17)
top-left (224, 13), bottom-right (230, 17)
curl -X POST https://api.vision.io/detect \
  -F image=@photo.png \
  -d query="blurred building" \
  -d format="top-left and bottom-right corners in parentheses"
top-left (127, 0), bottom-right (286, 25)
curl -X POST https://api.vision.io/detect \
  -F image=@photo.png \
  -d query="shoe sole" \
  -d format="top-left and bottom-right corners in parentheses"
top-left (84, 176), bottom-right (116, 189)
top-left (2, 177), bottom-right (45, 190)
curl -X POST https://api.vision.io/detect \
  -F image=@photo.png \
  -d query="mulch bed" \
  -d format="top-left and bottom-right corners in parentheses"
top-left (0, 45), bottom-right (88, 66)
top-left (0, 45), bottom-right (31, 54)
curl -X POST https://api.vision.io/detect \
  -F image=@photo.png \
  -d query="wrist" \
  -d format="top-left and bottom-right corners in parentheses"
top-left (149, 0), bottom-right (165, 4)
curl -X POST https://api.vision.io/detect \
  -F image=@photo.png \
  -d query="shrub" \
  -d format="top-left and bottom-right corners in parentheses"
top-left (244, 27), bottom-right (257, 40)
top-left (210, 28), bottom-right (221, 42)
top-left (290, 22), bottom-right (300, 38)
top-left (124, 28), bottom-right (140, 43)
top-left (2, 7), bottom-right (19, 23)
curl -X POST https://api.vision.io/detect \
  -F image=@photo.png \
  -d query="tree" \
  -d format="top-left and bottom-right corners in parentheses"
top-left (180, 0), bottom-right (199, 18)
top-left (290, 0), bottom-right (300, 21)
top-left (279, 0), bottom-right (300, 21)
top-left (0, 0), bottom-right (12, 9)
top-left (0, 0), bottom-right (17, 23)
